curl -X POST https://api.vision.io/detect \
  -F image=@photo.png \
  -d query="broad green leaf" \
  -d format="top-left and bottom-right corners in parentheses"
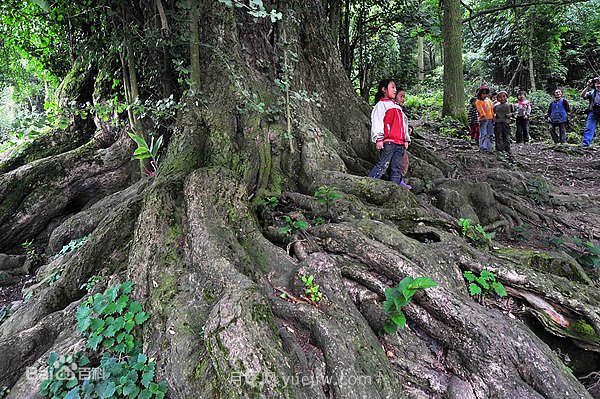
top-left (128, 132), bottom-right (148, 148)
top-left (121, 281), bottom-right (134, 294)
top-left (96, 380), bottom-right (116, 399)
top-left (479, 270), bottom-right (494, 281)
top-left (133, 146), bottom-right (151, 156)
top-left (397, 277), bottom-right (414, 294)
top-left (463, 271), bottom-right (476, 282)
top-left (468, 283), bottom-right (482, 296)
top-left (64, 387), bottom-right (80, 399)
top-left (408, 277), bottom-right (437, 290)
top-left (87, 334), bottom-right (103, 350)
top-left (382, 321), bottom-right (398, 334)
top-left (135, 311), bottom-right (149, 325)
top-left (389, 313), bottom-right (407, 329)
top-left (492, 282), bottom-right (507, 297)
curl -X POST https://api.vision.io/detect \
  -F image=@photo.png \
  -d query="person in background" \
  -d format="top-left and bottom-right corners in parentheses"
top-left (491, 92), bottom-right (499, 107)
top-left (493, 91), bottom-right (515, 152)
top-left (580, 77), bottom-right (600, 147)
top-left (395, 89), bottom-right (412, 189)
top-left (475, 86), bottom-right (495, 152)
top-left (467, 97), bottom-right (480, 144)
top-left (514, 91), bottom-right (532, 143)
top-left (547, 88), bottom-right (570, 144)
top-left (368, 79), bottom-right (409, 187)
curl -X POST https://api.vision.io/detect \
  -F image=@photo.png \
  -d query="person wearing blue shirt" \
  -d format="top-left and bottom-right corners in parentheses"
top-left (580, 77), bottom-right (600, 147)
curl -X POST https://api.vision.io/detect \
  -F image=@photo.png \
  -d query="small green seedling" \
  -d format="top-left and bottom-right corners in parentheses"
top-left (458, 218), bottom-right (495, 247)
top-left (314, 185), bottom-right (342, 212)
top-left (300, 274), bottom-right (323, 304)
top-left (280, 215), bottom-right (309, 236)
top-left (382, 276), bottom-right (437, 334)
top-left (463, 270), bottom-right (507, 297)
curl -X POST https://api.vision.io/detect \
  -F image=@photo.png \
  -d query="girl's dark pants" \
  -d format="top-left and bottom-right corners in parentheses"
top-left (368, 143), bottom-right (405, 184)
top-left (515, 117), bottom-right (529, 143)
top-left (495, 122), bottom-right (511, 152)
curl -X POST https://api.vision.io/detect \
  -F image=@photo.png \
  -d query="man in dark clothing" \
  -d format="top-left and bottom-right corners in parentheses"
top-left (547, 89), bottom-right (570, 144)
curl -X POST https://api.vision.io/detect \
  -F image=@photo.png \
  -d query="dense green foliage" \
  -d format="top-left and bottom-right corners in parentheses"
top-left (39, 282), bottom-right (167, 399)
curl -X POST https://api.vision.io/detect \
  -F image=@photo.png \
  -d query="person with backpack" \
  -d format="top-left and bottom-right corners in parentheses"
top-left (580, 77), bottom-right (600, 147)
top-left (547, 89), bottom-right (570, 144)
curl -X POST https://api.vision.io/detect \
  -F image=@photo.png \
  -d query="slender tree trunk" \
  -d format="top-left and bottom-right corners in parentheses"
top-left (528, 24), bottom-right (536, 91)
top-left (328, 0), bottom-right (341, 48)
top-left (189, 0), bottom-right (201, 92)
top-left (417, 35), bottom-right (425, 91)
top-left (340, 0), bottom-right (351, 75)
top-left (442, 0), bottom-right (466, 123)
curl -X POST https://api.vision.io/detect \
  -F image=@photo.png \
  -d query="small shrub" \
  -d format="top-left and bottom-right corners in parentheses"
top-left (382, 276), bottom-right (437, 334)
top-left (279, 215), bottom-right (309, 236)
top-left (40, 282), bottom-right (167, 399)
top-left (463, 270), bottom-right (507, 297)
top-left (59, 234), bottom-right (91, 256)
top-left (80, 275), bottom-right (103, 293)
top-left (508, 223), bottom-right (531, 241)
top-left (128, 132), bottom-right (163, 177)
top-left (300, 274), bottom-right (323, 304)
top-left (0, 304), bottom-right (13, 326)
top-left (21, 240), bottom-right (42, 263)
top-left (458, 218), bottom-right (494, 247)
top-left (314, 185), bottom-right (342, 212)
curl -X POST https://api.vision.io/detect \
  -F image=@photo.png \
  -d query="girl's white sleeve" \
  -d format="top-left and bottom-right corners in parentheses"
top-left (370, 103), bottom-right (385, 143)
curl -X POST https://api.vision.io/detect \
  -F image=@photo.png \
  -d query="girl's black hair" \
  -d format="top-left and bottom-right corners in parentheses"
top-left (518, 90), bottom-right (527, 96)
top-left (374, 78), bottom-right (395, 104)
top-left (470, 97), bottom-right (477, 104)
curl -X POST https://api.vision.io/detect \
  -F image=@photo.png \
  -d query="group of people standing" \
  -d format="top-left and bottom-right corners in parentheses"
top-left (468, 86), bottom-right (533, 154)
top-left (367, 77), bottom-right (600, 188)
top-left (467, 78), bottom-right (600, 153)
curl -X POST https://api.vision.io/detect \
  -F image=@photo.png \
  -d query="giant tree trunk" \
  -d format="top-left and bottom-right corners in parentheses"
top-left (0, 1), bottom-right (598, 399)
top-left (442, 0), bottom-right (466, 124)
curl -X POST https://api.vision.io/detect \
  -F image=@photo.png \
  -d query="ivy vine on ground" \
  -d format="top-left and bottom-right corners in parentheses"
top-left (39, 281), bottom-right (167, 399)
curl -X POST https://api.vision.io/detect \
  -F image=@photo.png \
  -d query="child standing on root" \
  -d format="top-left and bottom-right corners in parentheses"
top-left (368, 79), bottom-right (408, 187)
top-left (547, 89), bottom-right (570, 144)
top-left (515, 91), bottom-right (532, 143)
top-left (475, 86), bottom-right (494, 152)
top-left (493, 91), bottom-right (514, 152)
top-left (467, 97), bottom-right (480, 144)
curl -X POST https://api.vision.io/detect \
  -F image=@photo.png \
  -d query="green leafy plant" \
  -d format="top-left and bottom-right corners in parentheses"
top-left (75, 281), bottom-right (149, 354)
top-left (40, 282), bottom-right (166, 399)
top-left (463, 270), bottom-right (507, 297)
top-left (300, 274), bottom-right (323, 304)
top-left (526, 177), bottom-right (552, 205)
top-left (0, 304), bottom-right (13, 326)
top-left (561, 237), bottom-right (600, 269)
top-left (127, 132), bottom-right (163, 177)
top-left (312, 217), bottom-right (326, 226)
top-left (509, 223), bottom-right (531, 241)
top-left (59, 234), bottom-right (91, 256)
top-left (44, 265), bottom-right (63, 286)
top-left (458, 218), bottom-right (495, 247)
top-left (253, 195), bottom-right (279, 217)
top-left (80, 275), bottom-right (103, 293)
top-left (21, 240), bottom-right (42, 263)
top-left (382, 276), bottom-right (437, 334)
top-left (314, 185), bottom-right (342, 213)
top-left (280, 215), bottom-right (309, 236)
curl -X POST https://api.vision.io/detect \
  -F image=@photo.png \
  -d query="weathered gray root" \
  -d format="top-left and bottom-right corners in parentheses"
top-left (0, 136), bottom-right (136, 253)
top-left (312, 221), bottom-right (594, 398)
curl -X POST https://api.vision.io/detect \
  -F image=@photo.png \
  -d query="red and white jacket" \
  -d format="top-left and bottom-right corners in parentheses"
top-left (370, 98), bottom-right (409, 144)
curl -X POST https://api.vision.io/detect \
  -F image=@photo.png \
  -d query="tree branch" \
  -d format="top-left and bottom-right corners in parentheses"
top-left (462, 0), bottom-right (591, 23)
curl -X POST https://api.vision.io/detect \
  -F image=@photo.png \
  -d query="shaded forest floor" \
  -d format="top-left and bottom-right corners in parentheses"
top-left (416, 132), bottom-right (600, 284)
